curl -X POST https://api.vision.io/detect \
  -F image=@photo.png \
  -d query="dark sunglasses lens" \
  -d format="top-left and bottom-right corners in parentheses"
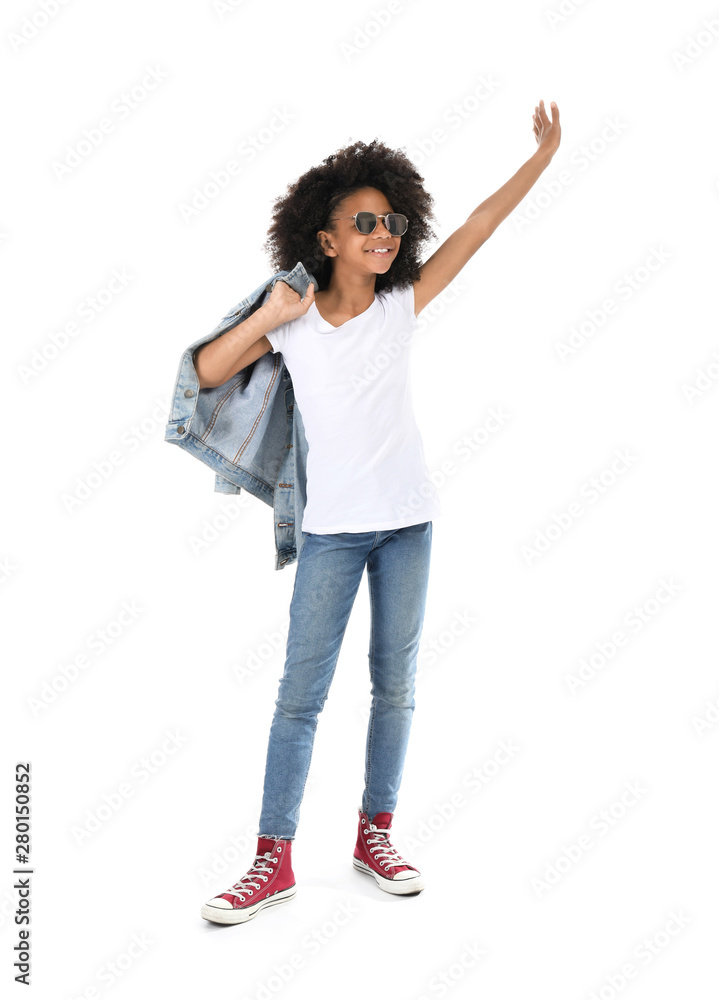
top-left (386, 214), bottom-right (408, 236)
top-left (354, 212), bottom-right (408, 235)
top-left (355, 212), bottom-right (376, 234)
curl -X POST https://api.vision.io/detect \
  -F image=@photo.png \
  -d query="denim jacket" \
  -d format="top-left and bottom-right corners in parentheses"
top-left (164, 260), bottom-right (317, 571)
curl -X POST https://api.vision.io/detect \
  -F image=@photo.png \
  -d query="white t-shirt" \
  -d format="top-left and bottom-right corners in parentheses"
top-left (265, 283), bottom-right (442, 534)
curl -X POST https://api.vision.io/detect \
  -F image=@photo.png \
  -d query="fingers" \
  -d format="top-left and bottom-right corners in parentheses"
top-left (533, 99), bottom-right (559, 140)
top-left (537, 99), bottom-right (559, 121)
top-left (533, 104), bottom-right (542, 140)
top-left (302, 281), bottom-right (315, 309)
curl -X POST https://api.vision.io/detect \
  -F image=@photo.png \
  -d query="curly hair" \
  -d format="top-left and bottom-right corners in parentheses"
top-left (261, 138), bottom-right (439, 294)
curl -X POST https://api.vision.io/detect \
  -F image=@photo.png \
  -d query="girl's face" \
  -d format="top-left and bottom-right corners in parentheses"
top-left (317, 186), bottom-right (400, 276)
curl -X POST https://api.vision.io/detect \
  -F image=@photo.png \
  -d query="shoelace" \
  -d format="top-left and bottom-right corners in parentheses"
top-left (365, 825), bottom-right (410, 871)
top-left (224, 852), bottom-right (276, 900)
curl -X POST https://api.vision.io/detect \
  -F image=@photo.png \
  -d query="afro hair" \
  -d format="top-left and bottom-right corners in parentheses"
top-left (261, 138), bottom-right (439, 294)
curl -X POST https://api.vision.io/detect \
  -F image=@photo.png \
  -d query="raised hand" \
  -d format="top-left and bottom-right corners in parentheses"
top-left (533, 99), bottom-right (561, 158)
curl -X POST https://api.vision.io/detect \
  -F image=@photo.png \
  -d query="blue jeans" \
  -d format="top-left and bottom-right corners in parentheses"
top-left (258, 520), bottom-right (433, 840)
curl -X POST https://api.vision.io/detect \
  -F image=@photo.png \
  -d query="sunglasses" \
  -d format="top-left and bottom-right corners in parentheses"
top-left (330, 212), bottom-right (408, 236)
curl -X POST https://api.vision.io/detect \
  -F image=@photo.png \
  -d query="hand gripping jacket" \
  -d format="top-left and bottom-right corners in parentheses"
top-left (164, 260), bottom-right (318, 571)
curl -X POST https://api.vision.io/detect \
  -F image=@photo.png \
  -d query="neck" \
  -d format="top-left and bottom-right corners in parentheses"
top-left (320, 267), bottom-right (377, 310)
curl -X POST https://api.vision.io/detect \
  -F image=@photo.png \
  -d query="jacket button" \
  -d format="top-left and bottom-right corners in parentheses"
top-left (184, 389), bottom-right (195, 398)
top-left (177, 426), bottom-right (185, 434)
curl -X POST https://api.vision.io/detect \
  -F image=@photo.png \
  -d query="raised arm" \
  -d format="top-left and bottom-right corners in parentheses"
top-left (413, 100), bottom-right (561, 316)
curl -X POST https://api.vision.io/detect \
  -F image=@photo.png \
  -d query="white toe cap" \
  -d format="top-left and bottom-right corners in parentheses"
top-left (206, 895), bottom-right (234, 908)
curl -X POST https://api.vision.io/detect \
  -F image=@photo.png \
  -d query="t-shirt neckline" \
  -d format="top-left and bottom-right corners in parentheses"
top-left (310, 294), bottom-right (379, 331)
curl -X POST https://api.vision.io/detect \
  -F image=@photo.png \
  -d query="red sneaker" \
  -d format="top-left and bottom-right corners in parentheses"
top-left (353, 808), bottom-right (424, 895)
top-left (201, 837), bottom-right (296, 924)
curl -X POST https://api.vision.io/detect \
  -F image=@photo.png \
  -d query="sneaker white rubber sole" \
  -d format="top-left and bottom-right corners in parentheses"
top-left (352, 858), bottom-right (425, 895)
top-left (201, 885), bottom-right (297, 924)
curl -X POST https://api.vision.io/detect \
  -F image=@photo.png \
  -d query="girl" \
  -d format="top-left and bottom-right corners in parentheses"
top-left (200, 99), bottom-right (561, 924)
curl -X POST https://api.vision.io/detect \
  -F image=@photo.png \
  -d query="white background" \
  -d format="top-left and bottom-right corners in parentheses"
top-left (3, 0), bottom-right (718, 997)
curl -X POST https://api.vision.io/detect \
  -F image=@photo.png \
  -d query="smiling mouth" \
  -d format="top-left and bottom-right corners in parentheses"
top-left (366, 248), bottom-right (392, 254)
